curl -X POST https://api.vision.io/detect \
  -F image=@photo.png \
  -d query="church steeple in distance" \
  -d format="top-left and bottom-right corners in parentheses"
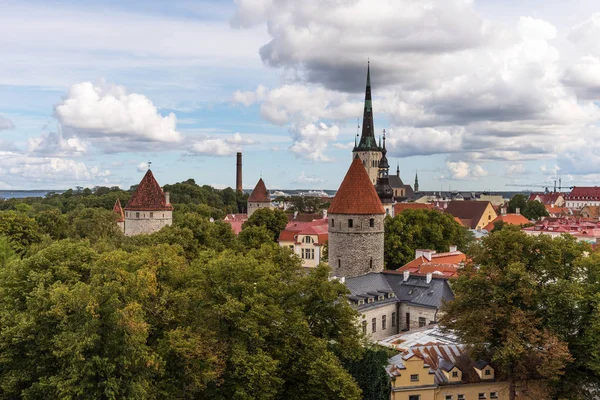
top-left (354, 62), bottom-right (379, 151)
top-left (414, 171), bottom-right (419, 193)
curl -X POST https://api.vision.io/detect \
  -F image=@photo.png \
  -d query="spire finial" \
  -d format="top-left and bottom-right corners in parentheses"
top-left (396, 162), bottom-right (400, 177)
top-left (382, 129), bottom-right (386, 150)
top-left (148, 161), bottom-right (152, 170)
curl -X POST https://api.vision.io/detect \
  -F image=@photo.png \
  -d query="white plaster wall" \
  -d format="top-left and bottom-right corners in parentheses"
top-left (124, 210), bottom-right (173, 236)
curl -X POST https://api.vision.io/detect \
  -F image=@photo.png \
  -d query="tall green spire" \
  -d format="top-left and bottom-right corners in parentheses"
top-left (354, 62), bottom-right (380, 151)
top-left (414, 171), bottom-right (419, 193)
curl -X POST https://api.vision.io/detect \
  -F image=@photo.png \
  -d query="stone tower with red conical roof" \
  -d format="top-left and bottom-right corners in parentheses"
top-left (113, 199), bottom-right (125, 233)
top-left (247, 178), bottom-right (272, 217)
top-left (328, 156), bottom-right (385, 277)
top-left (123, 169), bottom-right (173, 236)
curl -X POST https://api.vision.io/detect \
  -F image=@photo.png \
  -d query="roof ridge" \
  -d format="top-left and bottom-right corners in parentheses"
top-left (329, 158), bottom-right (385, 215)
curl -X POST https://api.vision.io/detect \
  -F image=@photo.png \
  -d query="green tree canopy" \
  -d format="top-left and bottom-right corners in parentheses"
top-left (507, 193), bottom-right (527, 214)
top-left (522, 199), bottom-right (549, 220)
top-left (384, 209), bottom-right (474, 269)
top-left (442, 227), bottom-right (599, 399)
top-left (242, 208), bottom-right (289, 242)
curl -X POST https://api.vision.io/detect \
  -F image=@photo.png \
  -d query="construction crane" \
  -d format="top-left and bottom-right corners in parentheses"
top-left (505, 182), bottom-right (574, 193)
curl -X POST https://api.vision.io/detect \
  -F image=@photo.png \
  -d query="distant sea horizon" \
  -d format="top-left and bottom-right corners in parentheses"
top-left (0, 190), bottom-right (65, 199)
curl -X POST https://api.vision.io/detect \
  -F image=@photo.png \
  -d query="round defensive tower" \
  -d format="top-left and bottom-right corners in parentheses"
top-left (328, 156), bottom-right (386, 277)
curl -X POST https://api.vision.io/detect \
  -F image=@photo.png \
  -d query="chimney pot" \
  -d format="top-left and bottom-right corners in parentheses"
top-left (403, 270), bottom-right (410, 282)
top-left (426, 273), bottom-right (432, 284)
top-left (165, 192), bottom-right (170, 204)
top-left (449, 245), bottom-right (457, 252)
top-left (516, 207), bottom-right (521, 215)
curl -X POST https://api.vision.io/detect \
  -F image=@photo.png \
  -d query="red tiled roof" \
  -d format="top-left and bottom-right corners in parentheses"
top-left (445, 201), bottom-right (493, 229)
top-left (279, 218), bottom-right (329, 243)
top-left (113, 199), bottom-right (124, 222)
top-left (394, 203), bottom-right (434, 214)
top-left (567, 187), bottom-right (600, 199)
top-left (529, 192), bottom-right (563, 205)
top-left (328, 157), bottom-right (385, 215)
top-left (125, 170), bottom-right (173, 211)
top-left (483, 213), bottom-right (530, 231)
top-left (248, 178), bottom-right (270, 202)
top-left (396, 251), bottom-right (466, 279)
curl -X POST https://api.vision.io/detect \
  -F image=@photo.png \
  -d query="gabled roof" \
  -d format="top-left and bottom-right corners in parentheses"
top-left (112, 199), bottom-right (125, 222)
top-left (125, 170), bottom-right (173, 211)
top-left (529, 192), bottom-right (564, 205)
top-left (483, 213), bottom-right (530, 232)
top-left (397, 251), bottom-right (466, 278)
top-left (329, 157), bottom-right (385, 215)
top-left (444, 201), bottom-right (492, 229)
top-left (248, 178), bottom-right (270, 202)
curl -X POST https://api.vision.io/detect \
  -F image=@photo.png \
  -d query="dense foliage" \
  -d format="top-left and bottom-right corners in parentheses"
top-left (242, 208), bottom-right (289, 242)
top-left (507, 194), bottom-right (549, 220)
top-left (384, 209), bottom-right (474, 269)
top-left (441, 227), bottom-right (600, 399)
top-left (0, 182), bottom-right (388, 399)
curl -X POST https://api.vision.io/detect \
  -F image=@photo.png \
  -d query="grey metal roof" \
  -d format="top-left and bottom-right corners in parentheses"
top-left (383, 273), bottom-right (455, 309)
top-left (345, 272), bottom-right (454, 310)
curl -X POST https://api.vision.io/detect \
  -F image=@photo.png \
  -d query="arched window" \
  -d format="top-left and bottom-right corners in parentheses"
top-left (369, 218), bottom-right (375, 227)
top-left (302, 236), bottom-right (314, 244)
top-left (331, 218), bottom-right (335, 227)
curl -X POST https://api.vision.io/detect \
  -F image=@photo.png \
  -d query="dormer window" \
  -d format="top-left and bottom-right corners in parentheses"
top-left (452, 371), bottom-right (459, 378)
top-left (357, 300), bottom-right (365, 305)
top-left (485, 369), bottom-right (491, 376)
top-left (378, 295), bottom-right (385, 301)
top-left (388, 293), bottom-right (395, 298)
top-left (367, 297), bottom-right (374, 303)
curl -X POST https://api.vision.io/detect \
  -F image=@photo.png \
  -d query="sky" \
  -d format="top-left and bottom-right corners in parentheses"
top-left (2, 0), bottom-right (600, 191)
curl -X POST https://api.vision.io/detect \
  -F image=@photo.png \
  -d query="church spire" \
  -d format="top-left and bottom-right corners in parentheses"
top-left (354, 61), bottom-right (379, 151)
top-left (414, 171), bottom-right (419, 193)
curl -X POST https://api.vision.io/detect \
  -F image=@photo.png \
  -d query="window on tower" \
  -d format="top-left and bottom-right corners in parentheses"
top-left (348, 219), bottom-right (353, 228)
top-left (369, 218), bottom-right (375, 227)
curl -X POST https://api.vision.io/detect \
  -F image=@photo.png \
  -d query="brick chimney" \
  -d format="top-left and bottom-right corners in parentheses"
top-left (165, 192), bottom-right (170, 205)
top-left (236, 152), bottom-right (243, 193)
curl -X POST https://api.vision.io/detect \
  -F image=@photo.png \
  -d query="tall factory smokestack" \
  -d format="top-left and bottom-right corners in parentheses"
top-left (236, 152), bottom-right (243, 192)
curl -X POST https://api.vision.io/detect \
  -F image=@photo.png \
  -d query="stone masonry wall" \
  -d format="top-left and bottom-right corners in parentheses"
top-left (358, 303), bottom-right (400, 340)
top-left (124, 210), bottom-right (173, 236)
top-left (328, 213), bottom-right (384, 277)
top-left (398, 303), bottom-right (438, 331)
top-left (247, 202), bottom-right (271, 218)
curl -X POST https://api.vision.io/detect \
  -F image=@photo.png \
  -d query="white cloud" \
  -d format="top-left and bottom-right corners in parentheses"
top-left (0, 151), bottom-right (111, 188)
top-left (233, 84), bottom-right (361, 125)
top-left (506, 164), bottom-right (525, 176)
top-left (292, 171), bottom-right (324, 185)
top-left (0, 115), bottom-right (14, 130)
top-left (333, 142), bottom-right (355, 150)
top-left (136, 162), bottom-right (149, 172)
top-left (190, 138), bottom-right (236, 157)
top-left (446, 160), bottom-right (487, 180)
top-left (55, 81), bottom-right (182, 146)
top-left (289, 122), bottom-right (339, 162)
top-left (27, 128), bottom-right (87, 156)
top-left (226, 132), bottom-right (255, 145)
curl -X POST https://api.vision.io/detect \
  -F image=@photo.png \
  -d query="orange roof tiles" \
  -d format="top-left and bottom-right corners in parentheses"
top-left (278, 218), bottom-right (328, 244)
top-left (396, 251), bottom-right (467, 278)
top-left (125, 170), bottom-right (173, 211)
top-left (483, 213), bottom-right (530, 231)
top-left (328, 157), bottom-right (384, 215)
top-left (112, 199), bottom-right (124, 222)
top-left (248, 178), bottom-right (270, 202)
